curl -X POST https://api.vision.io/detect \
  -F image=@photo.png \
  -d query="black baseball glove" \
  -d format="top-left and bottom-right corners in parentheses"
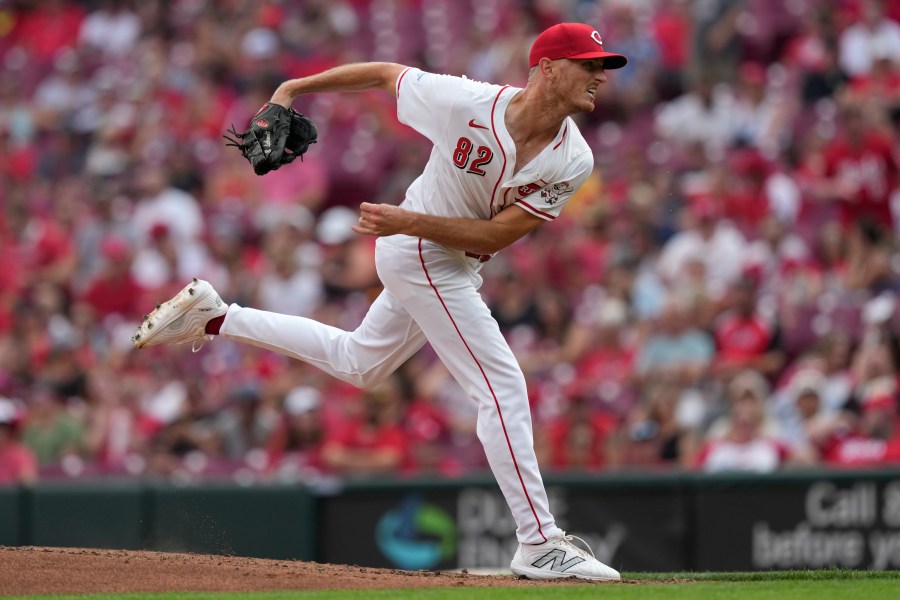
top-left (224, 103), bottom-right (317, 176)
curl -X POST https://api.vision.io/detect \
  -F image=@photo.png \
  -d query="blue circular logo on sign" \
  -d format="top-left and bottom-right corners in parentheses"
top-left (375, 495), bottom-right (456, 570)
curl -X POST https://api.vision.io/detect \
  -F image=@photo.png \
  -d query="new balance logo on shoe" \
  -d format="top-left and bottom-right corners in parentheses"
top-left (531, 548), bottom-right (586, 573)
top-left (511, 534), bottom-right (620, 581)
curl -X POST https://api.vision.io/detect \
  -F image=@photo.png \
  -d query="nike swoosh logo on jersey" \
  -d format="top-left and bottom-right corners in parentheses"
top-left (468, 118), bottom-right (489, 130)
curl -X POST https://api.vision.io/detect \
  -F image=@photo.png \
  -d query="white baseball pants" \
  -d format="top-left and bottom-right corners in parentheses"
top-left (220, 233), bottom-right (561, 544)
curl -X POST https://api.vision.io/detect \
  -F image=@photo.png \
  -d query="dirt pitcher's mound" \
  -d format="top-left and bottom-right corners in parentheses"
top-left (0, 546), bottom-right (628, 595)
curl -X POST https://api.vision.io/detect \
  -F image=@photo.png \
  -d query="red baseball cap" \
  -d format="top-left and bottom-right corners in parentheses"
top-left (529, 23), bottom-right (628, 69)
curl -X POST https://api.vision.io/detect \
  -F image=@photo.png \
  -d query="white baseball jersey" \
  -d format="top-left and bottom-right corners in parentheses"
top-left (396, 67), bottom-right (593, 225)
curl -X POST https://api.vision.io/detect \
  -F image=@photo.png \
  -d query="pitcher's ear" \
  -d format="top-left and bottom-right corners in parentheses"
top-left (537, 57), bottom-right (556, 78)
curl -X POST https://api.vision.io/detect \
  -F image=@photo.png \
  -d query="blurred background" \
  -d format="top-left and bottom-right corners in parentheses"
top-left (2, 0), bottom-right (900, 489)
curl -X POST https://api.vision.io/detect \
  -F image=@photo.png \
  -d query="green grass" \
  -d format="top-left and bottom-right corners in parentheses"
top-left (633, 568), bottom-right (900, 581)
top-left (18, 571), bottom-right (900, 600)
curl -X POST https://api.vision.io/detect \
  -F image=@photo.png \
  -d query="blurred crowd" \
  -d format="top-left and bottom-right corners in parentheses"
top-left (3, 0), bottom-right (900, 486)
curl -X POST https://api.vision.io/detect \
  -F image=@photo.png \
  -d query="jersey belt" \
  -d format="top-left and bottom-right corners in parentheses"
top-left (465, 252), bottom-right (492, 263)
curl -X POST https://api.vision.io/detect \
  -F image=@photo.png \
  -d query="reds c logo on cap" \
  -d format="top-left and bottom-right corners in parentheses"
top-left (528, 23), bottom-right (628, 69)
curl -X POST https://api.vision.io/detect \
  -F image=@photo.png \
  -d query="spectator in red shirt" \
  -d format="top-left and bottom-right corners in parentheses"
top-left (817, 104), bottom-right (898, 231)
top-left (821, 392), bottom-right (900, 467)
top-left (11, 0), bottom-right (85, 65)
top-left (538, 393), bottom-right (617, 473)
top-left (650, 0), bottom-right (692, 99)
top-left (320, 378), bottom-right (408, 476)
top-left (712, 274), bottom-right (786, 378)
top-left (1, 201), bottom-right (76, 291)
top-left (78, 235), bottom-right (144, 320)
top-left (784, 6), bottom-right (838, 75)
top-left (0, 397), bottom-right (37, 486)
top-left (846, 51), bottom-right (900, 119)
top-left (558, 296), bottom-right (637, 416)
top-left (402, 395), bottom-right (464, 477)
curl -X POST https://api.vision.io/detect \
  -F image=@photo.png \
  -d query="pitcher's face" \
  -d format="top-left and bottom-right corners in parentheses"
top-left (556, 58), bottom-right (608, 113)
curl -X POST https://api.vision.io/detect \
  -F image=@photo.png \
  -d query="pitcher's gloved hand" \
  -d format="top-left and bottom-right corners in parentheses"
top-left (224, 103), bottom-right (317, 175)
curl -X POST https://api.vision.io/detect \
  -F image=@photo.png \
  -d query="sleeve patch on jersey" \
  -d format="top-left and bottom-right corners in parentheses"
top-left (516, 182), bottom-right (542, 198)
top-left (540, 181), bottom-right (574, 205)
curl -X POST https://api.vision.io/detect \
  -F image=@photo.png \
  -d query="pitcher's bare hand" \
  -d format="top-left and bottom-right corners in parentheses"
top-left (353, 202), bottom-right (414, 237)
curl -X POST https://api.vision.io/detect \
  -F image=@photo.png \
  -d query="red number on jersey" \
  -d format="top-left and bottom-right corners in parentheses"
top-left (453, 137), bottom-right (474, 168)
top-left (467, 146), bottom-right (493, 176)
top-left (453, 136), bottom-right (493, 176)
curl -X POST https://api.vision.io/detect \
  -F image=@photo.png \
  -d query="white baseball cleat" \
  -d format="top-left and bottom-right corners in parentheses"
top-left (510, 533), bottom-right (621, 582)
top-left (132, 278), bottom-right (227, 352)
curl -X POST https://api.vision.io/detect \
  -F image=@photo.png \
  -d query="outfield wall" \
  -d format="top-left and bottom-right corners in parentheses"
top-left (2, 470), bottom-right (899, 572)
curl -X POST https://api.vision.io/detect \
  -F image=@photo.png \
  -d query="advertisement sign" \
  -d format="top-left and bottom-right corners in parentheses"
top-left (317, 482), bottom-right (687, 571)
top-left (694, 478), bottom-right (900, 570)
top-left (318, 489), bottom-right (459, 570)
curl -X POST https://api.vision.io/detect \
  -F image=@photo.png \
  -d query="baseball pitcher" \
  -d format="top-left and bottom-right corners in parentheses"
top-left (133, 22), bottom-right (627, 581)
